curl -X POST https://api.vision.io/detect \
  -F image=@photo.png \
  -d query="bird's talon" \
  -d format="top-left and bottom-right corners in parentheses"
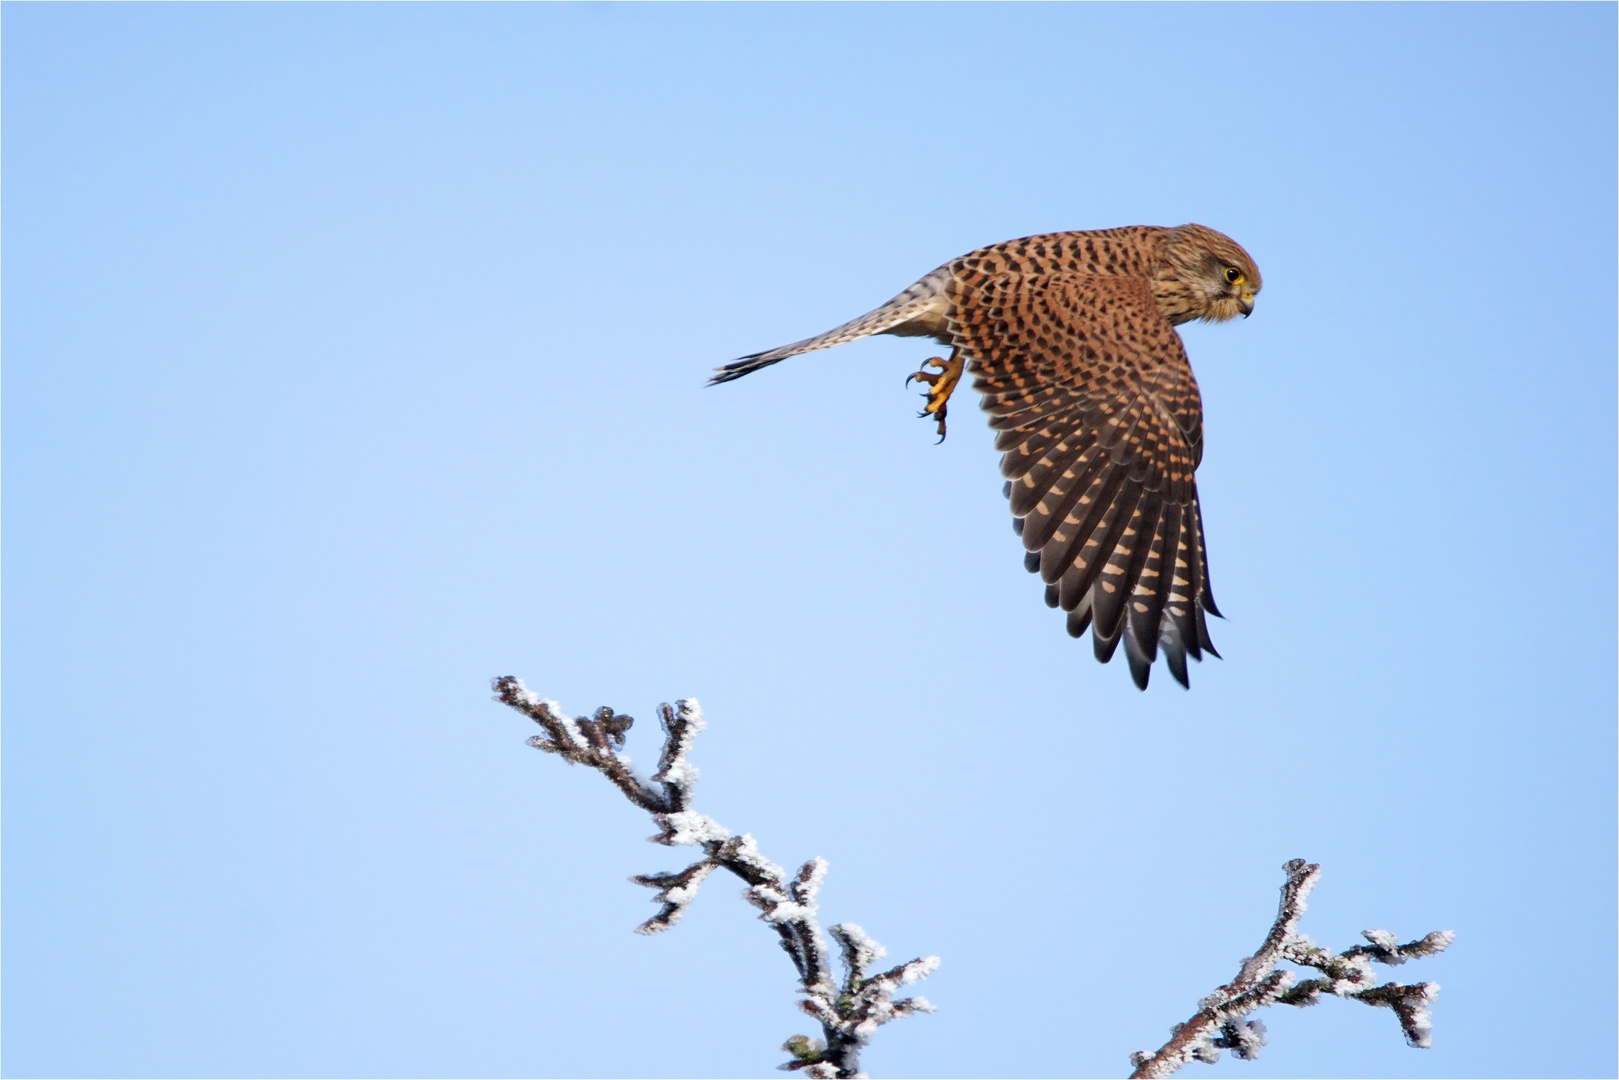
top-left (909, 355), bottom-right (964, 443)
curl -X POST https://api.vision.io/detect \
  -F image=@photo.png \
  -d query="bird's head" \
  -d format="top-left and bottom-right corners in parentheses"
top-left (1154, 224), bottom-right (1263, 325)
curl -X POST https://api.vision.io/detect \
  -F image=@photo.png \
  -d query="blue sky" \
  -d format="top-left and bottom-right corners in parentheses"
top-left (4, 4), bottom-right (1614, 1078)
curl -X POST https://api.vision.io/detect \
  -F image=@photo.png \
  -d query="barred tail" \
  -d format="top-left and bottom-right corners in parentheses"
top-left (708, 265), bottom-right (951, 385)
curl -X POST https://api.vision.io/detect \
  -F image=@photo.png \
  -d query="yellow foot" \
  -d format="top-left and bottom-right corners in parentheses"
top-left (905, 355), bottom-right (965, 443)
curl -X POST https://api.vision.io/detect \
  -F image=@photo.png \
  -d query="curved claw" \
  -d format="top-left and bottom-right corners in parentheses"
top-left (907, 354), bottom-right (963, 444)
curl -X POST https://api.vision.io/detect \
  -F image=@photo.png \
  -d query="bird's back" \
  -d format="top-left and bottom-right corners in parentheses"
top-left (947, 227), bottom-right (1164, 281)
top-left (710, 227), bottom-right (1169, 385)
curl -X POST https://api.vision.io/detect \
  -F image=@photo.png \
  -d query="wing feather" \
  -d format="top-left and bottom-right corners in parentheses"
top-left (946, 270), bottom-right (1218, 688)
top-left (1129, 502), bottom-right (1183, 665)
top-left (1007, 432), bottom-right (1098, 518)
top-left (1092, 493), bottom-right (1164, 643)
top-left (1058, 475), bottom-right (1140, 609)
top-left (1166, 514), bottom-right (1202, 664)
top-left (1047, 465), bottom-right (1130, 590)
top-left (1020, 443), bottom-right (1111, 552)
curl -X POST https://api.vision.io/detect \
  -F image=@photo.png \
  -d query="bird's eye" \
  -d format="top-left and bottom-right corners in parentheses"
top-left (1224, 267), bottom-right (1244, 285)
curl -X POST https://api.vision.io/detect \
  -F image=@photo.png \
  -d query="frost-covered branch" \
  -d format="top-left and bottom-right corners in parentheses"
top-left (1128, 859), bottom-right (1453, 1079)
top-left (492, 676), bottom-right (938, 1079)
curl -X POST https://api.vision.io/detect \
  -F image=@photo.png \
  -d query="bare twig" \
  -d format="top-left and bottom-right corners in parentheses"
top-left (1128, 859), bottom-right (1454, 1079)
top-left (493, 676), bottom-right (938, 1079)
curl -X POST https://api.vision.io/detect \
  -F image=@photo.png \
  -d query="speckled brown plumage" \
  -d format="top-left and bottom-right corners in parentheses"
top-left (712, 224), bottom-right (1262, 690)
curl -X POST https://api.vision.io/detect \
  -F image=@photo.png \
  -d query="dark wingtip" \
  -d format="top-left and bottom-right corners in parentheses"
top-left (1195, 608), bottom-right (1220, 658)
top-left (1093, 626), bottom-right (1123, 664)
top-left (1165, 647), bottom-right (1191, 689)
top-left (1201, 590), bottom-right (1223, 619)
top-left (1123, 632), bottom-right (1153, 690)
top-left (1127, 653), bottom-right (1150, 691)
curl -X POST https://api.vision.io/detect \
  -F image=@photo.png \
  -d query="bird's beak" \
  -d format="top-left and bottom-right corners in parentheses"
top-left (1237, 295), bottom-right (1254, 318)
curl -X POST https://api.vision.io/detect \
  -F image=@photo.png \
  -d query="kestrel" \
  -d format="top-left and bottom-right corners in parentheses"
top-left (711, 225), bottom-right (1261, 690)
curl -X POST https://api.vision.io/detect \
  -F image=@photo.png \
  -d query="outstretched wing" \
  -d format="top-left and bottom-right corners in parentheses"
top-left (945, 271), bottom-right (1221, 689)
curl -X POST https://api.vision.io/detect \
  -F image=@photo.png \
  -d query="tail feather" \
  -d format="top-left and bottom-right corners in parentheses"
top-left (709, 265), bottom-right (952, 385)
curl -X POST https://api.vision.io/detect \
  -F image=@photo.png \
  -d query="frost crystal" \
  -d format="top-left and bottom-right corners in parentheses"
top-left (1128, 860), bottom-right (1453, 1079)
top-left (492, 677), bottom-right (937, 1079)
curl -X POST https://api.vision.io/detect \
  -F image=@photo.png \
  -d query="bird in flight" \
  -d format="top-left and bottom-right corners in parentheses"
top-left (710, 225), bottom-right (1261, 690)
